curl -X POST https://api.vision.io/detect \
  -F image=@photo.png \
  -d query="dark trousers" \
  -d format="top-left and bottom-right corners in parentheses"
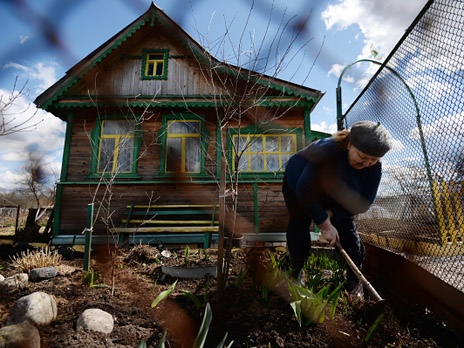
top-left (282, 177), bottom-right (365, 291)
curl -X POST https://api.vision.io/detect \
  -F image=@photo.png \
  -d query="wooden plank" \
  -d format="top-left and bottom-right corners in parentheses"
top-left (49, 234), bottom-right (219, 246)
top-left (129, 210), bottom-right (218, 216)
top-left (127, 204), bottom-right (219, 209)
top-left (123, 219), bottom-right (219, 225)
top-left (111, 226), bottom-right (219, 233)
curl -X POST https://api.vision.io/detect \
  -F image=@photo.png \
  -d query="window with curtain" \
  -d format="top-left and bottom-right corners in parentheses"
top-left (98, 120), bottom-right (135, 173)
top-left (165, 120), bottom-right (201, 173)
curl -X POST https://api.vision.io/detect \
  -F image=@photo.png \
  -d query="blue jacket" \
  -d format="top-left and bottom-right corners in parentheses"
top-left (284, 137), bottom-right (382, 224)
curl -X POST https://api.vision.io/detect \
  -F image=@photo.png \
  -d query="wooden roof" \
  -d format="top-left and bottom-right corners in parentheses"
top-left (34, 3), bottom-right (324, 119)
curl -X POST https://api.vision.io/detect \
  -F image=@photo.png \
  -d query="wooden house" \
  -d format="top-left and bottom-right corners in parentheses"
top-left (34, 3), bottom-right (327, 246)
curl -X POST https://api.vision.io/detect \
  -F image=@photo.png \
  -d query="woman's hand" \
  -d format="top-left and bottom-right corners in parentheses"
top-left (317, 217), bottom-right (339, 246)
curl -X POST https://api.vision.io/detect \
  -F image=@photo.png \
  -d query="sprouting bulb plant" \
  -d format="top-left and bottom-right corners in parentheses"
top-left (183, 245), bottom-right (191, 267)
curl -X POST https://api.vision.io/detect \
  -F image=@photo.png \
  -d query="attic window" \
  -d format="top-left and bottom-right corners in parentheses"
top-left (142, 49), bottom-right (168, 80)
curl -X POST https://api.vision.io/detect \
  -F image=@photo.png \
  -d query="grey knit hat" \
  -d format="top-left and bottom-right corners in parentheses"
top-left (349, 121), bottom-right (393, 157)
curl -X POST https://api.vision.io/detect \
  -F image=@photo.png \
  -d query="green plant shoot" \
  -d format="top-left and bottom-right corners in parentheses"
top-left (151, 280), bottom-right (177, 308)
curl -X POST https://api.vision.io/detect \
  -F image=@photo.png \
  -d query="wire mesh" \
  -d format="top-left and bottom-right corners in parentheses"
top-left (341, 0), bottom-right (464, 291)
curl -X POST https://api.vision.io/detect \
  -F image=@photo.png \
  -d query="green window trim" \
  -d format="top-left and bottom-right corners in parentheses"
top-left (88, 117), bottom-right (142, 179)
top-left (157, 113), bottom-right (210, 179)
top-left (227, 124), bottom-right (303, 179)
top-left (141, 49), bottom-right (169, 80)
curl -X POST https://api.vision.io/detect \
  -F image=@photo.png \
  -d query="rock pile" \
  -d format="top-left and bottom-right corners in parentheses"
top-left (0, 266), bottom-right (114, 347)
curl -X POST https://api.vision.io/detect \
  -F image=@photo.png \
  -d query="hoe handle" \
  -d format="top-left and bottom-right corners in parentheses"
top-left (335, 241), bottom-right (383, 303)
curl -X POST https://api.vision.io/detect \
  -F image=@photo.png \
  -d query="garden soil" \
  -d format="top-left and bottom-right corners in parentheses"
top-left (0, 243), bottom-right (462, 348)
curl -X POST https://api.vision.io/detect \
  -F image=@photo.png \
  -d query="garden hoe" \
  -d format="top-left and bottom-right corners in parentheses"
top-left (334, 241), bottom-right (385, 320)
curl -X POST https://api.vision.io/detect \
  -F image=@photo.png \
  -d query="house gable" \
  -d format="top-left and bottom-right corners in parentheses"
top-left (34, 3), bottom-right (323, 119)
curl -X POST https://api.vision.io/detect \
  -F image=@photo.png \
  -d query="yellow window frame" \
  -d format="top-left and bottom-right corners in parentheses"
top-left (166, 120), bottom-right (201, 173)
top-left (141, 49), bottom-right (169, 80)
top-left (145, 53), bottom-right (165, 77)
top-left (233, 133), bottom-right (297, 172)
top-left (97, 120), bottom-right (135, 173)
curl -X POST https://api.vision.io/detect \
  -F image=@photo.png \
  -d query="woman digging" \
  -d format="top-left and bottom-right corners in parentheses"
top-left (282, 121), bottom-right (393, 299)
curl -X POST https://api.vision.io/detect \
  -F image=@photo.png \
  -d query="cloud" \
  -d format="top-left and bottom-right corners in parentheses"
top-left (3, 61), bottom-right (59, 95)
top-left (3, 62), bottom-right (29, 72)
top-left (322, 0), bottom-right (428, 56)
top-left (327, 63), bottom-right (345, 79)
top-left (0, 62), bottom-right (65, 191)
top-left (311, 121), bottom-right (338, 134)
top-left (409, 112), bottom-right (464, 139)
top-left (321, 0), bottom-right (428, 93)
top-left (29, 62), bottom-right (59, 94)
top-left (407, 72), bottom-right (453, 103)
top-left (390, 138), bottom-right (404, 152)
top-left (0, 112), bottom-right (65, 191)
top-left (0, 105), bottom-right (65, 157)
top-left (0, 169), bottom-right (24, 192)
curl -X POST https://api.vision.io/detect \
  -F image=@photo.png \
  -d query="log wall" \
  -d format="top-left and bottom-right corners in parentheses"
top-left (56, 108), bottom-right (305, 237)
top-left (58, 182), bottom-right (287, 236)
top-left (68, 24), bottom-right (219, 98)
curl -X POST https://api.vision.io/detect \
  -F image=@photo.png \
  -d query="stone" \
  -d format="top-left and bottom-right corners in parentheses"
top-left (7, 291), bottom-right (57, 326)
top-left (77, 308), bottom-right (114, 334)
top-left (0, 320), bottom-right (40, 348)
top-left (0, 274), bottom-right (4, 282)
top-left (1, 273), bottom-right (28, 290)
top-left (161, 265), bottom-right (217, 279)
top-left (29, 266), bottom-right (58, 281)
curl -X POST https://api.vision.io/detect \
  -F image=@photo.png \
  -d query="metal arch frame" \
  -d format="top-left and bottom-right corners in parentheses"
top-left (336, 58), bottom-right (439, 242)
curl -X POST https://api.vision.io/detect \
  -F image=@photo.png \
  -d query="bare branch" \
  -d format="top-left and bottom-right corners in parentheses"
top-left (0, 77), bottom-right (44, 136)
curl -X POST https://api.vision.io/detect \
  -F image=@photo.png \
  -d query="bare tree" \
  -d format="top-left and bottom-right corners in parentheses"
top-left (20, 152), bottom-right (48, 208)
top-left (11, 151), bottom-right (55, 242)
top-left (83, 94), bottom-right (162, 294)
top-left (188, 3), bottom-right (321, 295)
top-left (0, 77), bottom-right (43, 136)
top-left (17, 151), bottom-right (55, 226)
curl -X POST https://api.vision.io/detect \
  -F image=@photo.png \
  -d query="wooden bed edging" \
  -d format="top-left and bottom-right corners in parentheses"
top-left (363, 243), bottom-right (464, 340)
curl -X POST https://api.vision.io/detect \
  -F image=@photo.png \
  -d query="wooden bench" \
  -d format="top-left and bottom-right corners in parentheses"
top-left (111, 204), bottom-right (219, 248)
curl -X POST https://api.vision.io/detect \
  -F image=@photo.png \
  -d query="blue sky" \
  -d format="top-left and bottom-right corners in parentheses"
top-left (0, 0), bottom-right (427, 192)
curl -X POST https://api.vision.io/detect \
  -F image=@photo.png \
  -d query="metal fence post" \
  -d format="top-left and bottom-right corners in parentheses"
top-left (83, 203), bottom-right (94, 271)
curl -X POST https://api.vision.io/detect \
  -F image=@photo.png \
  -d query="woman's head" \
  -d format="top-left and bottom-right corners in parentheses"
top-left (346, 121), bottom-right (392, 169)
top-left (331, 121), bottom-right (393, 169)
top-left (349, 121), bottom-right (393, 158)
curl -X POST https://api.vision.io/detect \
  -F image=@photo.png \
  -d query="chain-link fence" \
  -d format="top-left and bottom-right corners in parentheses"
top-left (340, 0), bottom-right (463, 292)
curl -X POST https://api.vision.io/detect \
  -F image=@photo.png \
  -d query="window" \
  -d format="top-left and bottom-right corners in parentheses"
top-left (97, 120), bottom-right (136, 173)
top-left (165, 120), bottom-right (201, 173)
top-left (89, 118), bottom-right (141, 178)
top-left (142, 49), bottom-right (168, 80)
top-left (233, 134), bottom-right (297, 172)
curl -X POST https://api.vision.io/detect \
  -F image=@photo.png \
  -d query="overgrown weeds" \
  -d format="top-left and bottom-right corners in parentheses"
top-left (9, 247), bottom-right (62, 272)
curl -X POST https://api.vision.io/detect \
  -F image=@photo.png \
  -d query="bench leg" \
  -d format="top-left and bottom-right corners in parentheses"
top-left (118, 233), bottom-right (129, 246)
top-left (203, 232), bottom-right (212, 248)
